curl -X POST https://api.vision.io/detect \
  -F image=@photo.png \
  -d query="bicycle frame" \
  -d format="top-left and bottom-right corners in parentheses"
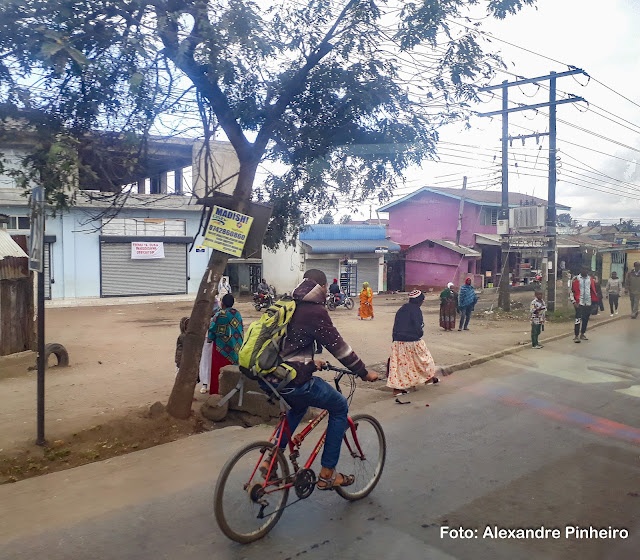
top-left (251, 408), bottom-right (364, 496)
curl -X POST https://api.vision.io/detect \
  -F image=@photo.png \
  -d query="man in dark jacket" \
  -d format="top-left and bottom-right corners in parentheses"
top-left (268, 269), bottom-right (378, 490)
top-left (328, 277), bottom-right (343, 303)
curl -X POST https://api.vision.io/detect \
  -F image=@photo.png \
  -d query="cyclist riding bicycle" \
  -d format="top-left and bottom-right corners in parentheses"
top-left (260, 269), bottom-right (378, 490)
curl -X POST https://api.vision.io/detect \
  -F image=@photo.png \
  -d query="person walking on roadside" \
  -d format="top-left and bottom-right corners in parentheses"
top-left (606, 271), bottom-right (622, 316)
top-left (358, 281), bottom-right (374, 320)
top-left (625, 261), bottom-right (640, 319)
top-left (570, 267), bottom-right (597, 343)
top-left (592, 273), bottom-right (604, 315)
top-left (458, 278), bottom-right (478, 331)
top-left (206, 294), bottom-right (244, 394)
top-left (530, 290), bottom-right (546, 349)
top-left (387, 290), bottom-right (438, 402)
top-left (439, 282), bottom-right (457, 331)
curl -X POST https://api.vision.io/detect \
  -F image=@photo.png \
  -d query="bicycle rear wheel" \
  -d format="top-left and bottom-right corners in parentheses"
top-left (214, 441), bottom-right (290, 543)
top-left (335, 414), bottom-right (386, 501)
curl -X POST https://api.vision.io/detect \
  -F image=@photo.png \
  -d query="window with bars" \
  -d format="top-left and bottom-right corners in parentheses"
top-left (480, 208), bottom-right (498, 226)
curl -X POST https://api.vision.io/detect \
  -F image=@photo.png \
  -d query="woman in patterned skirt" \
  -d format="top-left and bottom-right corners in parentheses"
top-left (206, 293), bottom-right (244, 394)
top-left (387, 290), bottom-right (438, 402)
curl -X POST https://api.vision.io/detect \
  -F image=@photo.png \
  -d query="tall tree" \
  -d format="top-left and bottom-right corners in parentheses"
top-left (318, 211), bottom-right (334, 224)
top-left (0, 0), bottom-right (535, 418)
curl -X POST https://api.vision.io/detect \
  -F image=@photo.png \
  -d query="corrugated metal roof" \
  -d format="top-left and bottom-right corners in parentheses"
top-left (301, 238), bottom-right (401, 254)
top-left (413, 238), bottom-right (481, 257)
top-left (300, 224), bottom-right (387, 241)
top-left (378, 187), bottom-right (571, 212)
top-left (0, 229), bottom-right (28, 259)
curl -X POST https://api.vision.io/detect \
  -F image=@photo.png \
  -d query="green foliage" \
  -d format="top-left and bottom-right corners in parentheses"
top-left (0, 0), bottom-right (536, 242)
top-left (318, 211), bottom-right (334, 224)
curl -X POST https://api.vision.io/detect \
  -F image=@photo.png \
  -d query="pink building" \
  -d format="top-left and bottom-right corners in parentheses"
top-left (378, 187), bottom-right (569, 291)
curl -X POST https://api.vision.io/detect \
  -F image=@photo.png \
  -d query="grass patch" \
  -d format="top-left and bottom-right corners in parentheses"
top-left (546, 309), bottom-right (577, 323)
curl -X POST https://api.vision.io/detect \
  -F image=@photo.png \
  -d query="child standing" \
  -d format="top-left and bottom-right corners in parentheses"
top-left (530, 291), bottom-right (546, 349)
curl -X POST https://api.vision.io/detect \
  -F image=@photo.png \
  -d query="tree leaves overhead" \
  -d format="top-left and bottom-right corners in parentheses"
top-left (0, 0), bottom-right (536, 243)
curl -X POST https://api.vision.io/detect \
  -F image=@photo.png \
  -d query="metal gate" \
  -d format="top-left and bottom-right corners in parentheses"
top-left (100, 242), bottom-right (187, 297)
top-left (305, 258), bottom-right (340, 289)
top-left (355, 257), bottom-right (380, 292)
top-left (611, 251), bottom-right (625, 279)
top-left (44, 243), bottom-right (52, 300)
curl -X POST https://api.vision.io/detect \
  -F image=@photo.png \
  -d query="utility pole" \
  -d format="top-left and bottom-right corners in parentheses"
top-left (499, 81), bottom-right (510, 311)
top-left (547, 72), bottom-right (558, 311)
top-left (478, 68), bottom-right (587, 311)
top-left (456, 176), bottom-right (468, 246)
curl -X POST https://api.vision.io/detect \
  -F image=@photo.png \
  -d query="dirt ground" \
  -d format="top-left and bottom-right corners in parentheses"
top-left (0, 290), bottom-right (627, 483)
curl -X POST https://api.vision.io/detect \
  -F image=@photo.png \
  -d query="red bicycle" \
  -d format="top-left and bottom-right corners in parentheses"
top-left (213, 364), bottom-right (386, 543)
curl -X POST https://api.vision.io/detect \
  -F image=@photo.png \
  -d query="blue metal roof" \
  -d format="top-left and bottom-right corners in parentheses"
top-left (300, 224), bottom-right (387, 241)
top-left (301, 239), bottom-right (401, 254)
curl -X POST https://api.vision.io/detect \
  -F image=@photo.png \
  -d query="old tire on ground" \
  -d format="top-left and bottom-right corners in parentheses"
top-left (45, 343), bottom-right (69, 368)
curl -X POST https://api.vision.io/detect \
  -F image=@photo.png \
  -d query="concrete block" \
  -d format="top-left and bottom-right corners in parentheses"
top-left (218, 366), bottom-right (281, 420)
top-left (201, 394), bottom-right (229, 422)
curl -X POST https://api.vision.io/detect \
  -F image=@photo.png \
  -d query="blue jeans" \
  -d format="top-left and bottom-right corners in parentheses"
top-left (459, 306), bottom-right (472, 329)
top-left (278, 377), bottom-right (348, 469)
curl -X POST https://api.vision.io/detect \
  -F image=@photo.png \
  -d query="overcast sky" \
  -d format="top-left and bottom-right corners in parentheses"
top-left (371, 0), bottom-right (640, 226)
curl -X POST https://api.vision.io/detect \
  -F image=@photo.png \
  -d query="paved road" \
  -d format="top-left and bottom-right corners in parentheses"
top-left (1, 320), bottom-right (639, 560)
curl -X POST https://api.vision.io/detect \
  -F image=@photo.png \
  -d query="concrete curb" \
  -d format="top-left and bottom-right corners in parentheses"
top-left (436, 313), bottom-right (628, 377)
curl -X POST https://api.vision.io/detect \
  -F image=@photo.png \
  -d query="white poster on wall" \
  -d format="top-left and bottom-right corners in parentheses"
top-left (131, 242), bottom-right (165, 259)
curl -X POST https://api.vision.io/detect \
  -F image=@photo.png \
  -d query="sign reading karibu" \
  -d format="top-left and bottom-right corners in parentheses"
top-left (131, 242), bottom-right (165, 259)
top-left (203, 206), bottom-right (253, 257)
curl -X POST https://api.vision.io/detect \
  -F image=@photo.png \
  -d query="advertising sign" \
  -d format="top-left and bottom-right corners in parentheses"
top-left (203, 205), bottom-right (254, 257)
top-left (29, 186), bottom-right (45, 272)
top-left (131, 242), bottom-right (165, 259)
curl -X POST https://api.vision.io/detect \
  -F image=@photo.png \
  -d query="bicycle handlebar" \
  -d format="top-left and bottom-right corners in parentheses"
top-left (320, 361), bottom-right (353, 375)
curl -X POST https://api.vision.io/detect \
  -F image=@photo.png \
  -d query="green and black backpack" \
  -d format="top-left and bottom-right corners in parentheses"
top-left (238, 297), bottom-right (297, 385)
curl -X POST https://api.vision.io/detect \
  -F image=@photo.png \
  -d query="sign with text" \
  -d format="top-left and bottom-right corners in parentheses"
top-left (503, 235), bottom-right (550, 249)
top-left (131, 242), bottom-right (165, 259)
top-left (203, 206), bottom-right (254, 257)
top-left (29, 186), bottom-right (45, 272)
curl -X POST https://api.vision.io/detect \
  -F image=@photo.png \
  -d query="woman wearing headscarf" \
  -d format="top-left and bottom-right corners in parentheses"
top-left (358, 281), bottom-right (374, 320)
top-left (387, 290), bottom-right (438, 401)
top-left (458, 277), bottom-right (478, 331)
top-left (206, 293), bottom-right (244, 394)
top-left (439, 282), bottom-right (458, 331)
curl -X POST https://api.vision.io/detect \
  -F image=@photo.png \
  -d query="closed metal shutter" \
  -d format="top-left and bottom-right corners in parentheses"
top-left (305, 258), bottom-right (340, 287)
top-left (101, 243), bottom-right (187, 297)
top-left (356, 257), bottom-right (380, 292)
top-left (44, 243), bottom-right (52, 300)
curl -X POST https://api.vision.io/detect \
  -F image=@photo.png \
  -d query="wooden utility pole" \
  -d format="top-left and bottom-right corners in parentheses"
top-left (478, 68), bottom-right (587, 311)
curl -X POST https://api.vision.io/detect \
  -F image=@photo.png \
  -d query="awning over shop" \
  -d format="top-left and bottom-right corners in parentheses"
top-left (418, 239), bottom-right (481, 257)
top-left (474, 233), bottom-right (501, 246)
top-left (301, 239), bottom-right (401, 254)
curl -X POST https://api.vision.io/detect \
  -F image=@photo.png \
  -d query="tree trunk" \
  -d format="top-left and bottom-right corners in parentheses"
top-left (165, 159), bottom-right (258, 419)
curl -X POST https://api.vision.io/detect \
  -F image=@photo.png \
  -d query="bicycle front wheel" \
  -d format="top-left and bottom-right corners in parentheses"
top-left (335, 414), bottom-right (386, 501)
top-left (214, 441), bottom-right (290, 544)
